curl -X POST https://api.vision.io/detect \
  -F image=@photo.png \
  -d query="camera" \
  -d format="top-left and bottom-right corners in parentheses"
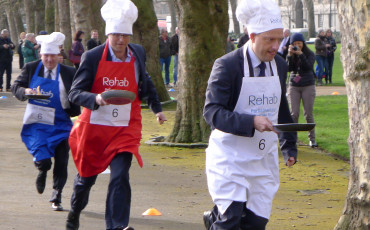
top-left (292, 46), bottom-right (298, 51)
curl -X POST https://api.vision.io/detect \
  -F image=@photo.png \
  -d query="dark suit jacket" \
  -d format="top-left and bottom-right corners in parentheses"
top-left (11, 60), bottom-right (81, 117)
top-left (203, 48), bottom-right (297, 160)
top-left (282, 37), bottom-right (291, 59)
top-left (68, 43), bottom-right (162, 114)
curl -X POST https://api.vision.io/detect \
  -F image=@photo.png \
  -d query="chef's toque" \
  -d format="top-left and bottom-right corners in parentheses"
top-left (236, 0), bottom-right (283, 34)
top-left (36, 32), bottom-right (65, 54)
top-left (101, 0), bottom-right (138, 36)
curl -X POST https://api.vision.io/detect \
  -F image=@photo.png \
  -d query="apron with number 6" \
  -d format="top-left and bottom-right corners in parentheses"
top-left (206, 46), bottom-right (282, 219)
top-left (21, 62), bottom-right (73, 162)
top-left (69, 41), bottom-right (142, 177)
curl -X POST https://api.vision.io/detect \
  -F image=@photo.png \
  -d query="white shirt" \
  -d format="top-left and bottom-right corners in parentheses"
top-left (108, 44), bottom-right (139, 83)
top-left (43, 65), bottom-right (70, 109)
top-left (243, 41), bottom-right (273, 76)
top-left (278, 36), bottom-right (289, 54)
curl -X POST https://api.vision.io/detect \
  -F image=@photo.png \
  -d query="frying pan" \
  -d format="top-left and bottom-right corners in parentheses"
top-left (101, 90), bottom-right (136, 105)
top-left (273, 123), bottom-right (315, 132)
top-left (25, 94), bottom-right (51, 100)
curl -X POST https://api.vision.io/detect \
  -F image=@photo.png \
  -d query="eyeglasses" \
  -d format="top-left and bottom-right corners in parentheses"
top-left (110, 33), bottom-right (130, 38)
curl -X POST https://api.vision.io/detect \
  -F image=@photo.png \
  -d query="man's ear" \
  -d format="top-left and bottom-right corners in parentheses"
top-left (249, 33), bottom-right (256, 43)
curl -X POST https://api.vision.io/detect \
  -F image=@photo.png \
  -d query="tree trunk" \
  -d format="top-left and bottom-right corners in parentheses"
top-left (304, 0), bottom-right (315, 38)
top-left (89, 0), bottom-right (106, 43)
top-left (132, 0), bottom-right (170, 102)
top-left (70, 0), bottom-right (92, 47)
top-left (45, 0), bottom-right (54, 33)
top-left (57, 0), bottom-right (72, 54)
top-left (168, 0), bottom-right (177, 35)
top-left (54, 0), bottom-right (59, 31)
top-left (23, 0), bottom-right (35, 33)
top-left (334, 0), bottom-right (370, 229)
top-left (4, 0), bottom-right (18, 43)
top-left (167, 0), bottom-right (228, 143)
top-left (34, 0), bottom-right (45, 34)
top-left (229, 0), bottom-right (240, 35)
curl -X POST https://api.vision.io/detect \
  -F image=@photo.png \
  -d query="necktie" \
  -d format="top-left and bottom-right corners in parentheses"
top-left (258, 62), bottom-right (266, 77)
top-left (46, 70), bottom-right (52, 79)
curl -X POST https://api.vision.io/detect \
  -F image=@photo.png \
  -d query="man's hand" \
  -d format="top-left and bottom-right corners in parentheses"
top-left (25, 88), bottom-right (35, 95)
top-left (96, 94), bottom-right (109, 106)
top-left (156, 112), bottom-right (167, 125)
top-left (286, 156), bottom-right (296, 167)
top-left (253, 116), bottom-right (275, 133)
top-left (3, 44), bottom-right (9, 49)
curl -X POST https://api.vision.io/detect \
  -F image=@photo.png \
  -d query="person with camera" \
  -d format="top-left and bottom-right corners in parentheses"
top-left (287, 33), bottom-right (318, 148)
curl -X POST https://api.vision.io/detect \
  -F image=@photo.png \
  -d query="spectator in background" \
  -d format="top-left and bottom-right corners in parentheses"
top-left (225, 36), bottom-right (235, 53)
top-left (277, 28), bottom-right (290, 59)
top-left (71, 30), bottom-right (85, 69)
top-left (287, 33), bottom-right (318, 148)
top-left (22, 33), bottom-right (40, 64)
top-left (325, 29), bottom-right (337, 84)
top-left (237, 27), bottom-right (249, 48)
top-left (87, 29), bottom-right (101, 50)
top-left (18, 32), bottom-right (26, 69)
top-left (59, 45), bottom-right (68, 64)
top-left (0, 29), bottom-right (15, 92)
top-left (170, 27), bottom-right (179, 86)
top-left (159, 28), bottom-right (172, 87)
top-left (314, 29), bottom-right (329, 86)
top-left (39, 31), bottom-right (48, 35)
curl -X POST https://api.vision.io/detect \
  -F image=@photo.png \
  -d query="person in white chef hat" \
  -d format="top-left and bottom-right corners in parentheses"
top-left (202, 0), bottom-right (298, 229)
top-left (11, 32), bottom-right (80, 211)
top-left (65, 0), bottom-right (166, 230)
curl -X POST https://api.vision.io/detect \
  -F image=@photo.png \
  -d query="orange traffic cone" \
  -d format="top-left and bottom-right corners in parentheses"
top-left (142, 208), bottom-right (162, 216)
top-left (332, 91), bottom-right (339, 95)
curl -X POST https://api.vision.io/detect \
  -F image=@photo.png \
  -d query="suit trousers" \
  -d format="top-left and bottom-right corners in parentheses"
top-left (70, 153), bottom-right (133, 230)
top-left (210, 201), bottom-right (268, 230)
top-left (34, 139), bottom-right (70, 203)
top-left (288, 84), bottom-right (316, 141)
top-left (0, 60), bottom-right (12, 89)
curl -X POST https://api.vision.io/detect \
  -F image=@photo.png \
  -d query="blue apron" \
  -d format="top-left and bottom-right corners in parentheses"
top-left (21, 61), bottom-right (73, 162)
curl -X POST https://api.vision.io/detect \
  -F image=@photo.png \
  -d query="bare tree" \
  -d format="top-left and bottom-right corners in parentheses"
top-left (4, 0), bottom-right (18, 42)
top-left (229, 0), bottom-right (240, 35)
top-left (54, 0), bottom-right (59, 31)
top-left (23, 0), bottom-right (35, 33)
top-left (70, 0), bottom-right (92, 46)
top-left (57, 0), bottom-right (72, 53)
top-left (132, 0), bottom-right (170, 102)
top-left (168, 0), bottom-right (177, 34)
top-left (304, 0), bottom-right (315, 38)
top-left (334, 0), bottom-right (370, 229)
top-left (45, 0), bottom-right (55, 33)
top-left (167, 0), bottom-right (228, 143)
top-left (34, 0), bottom-right (45, 34)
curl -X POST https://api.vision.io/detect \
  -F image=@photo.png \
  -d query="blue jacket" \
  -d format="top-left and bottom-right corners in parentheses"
top-left (203, 48), bottom-right (297, 160)
top-left (68, 43), bottom-right (162, 114)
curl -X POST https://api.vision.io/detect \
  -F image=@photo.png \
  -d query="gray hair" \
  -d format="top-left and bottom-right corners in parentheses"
top-left (1, 29), bottom-right (9, 34)
top-left (25, 33), bottom-right (35, 40)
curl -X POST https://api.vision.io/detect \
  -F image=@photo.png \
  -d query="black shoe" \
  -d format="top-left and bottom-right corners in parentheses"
top-left (51, 202), bottom-right (63, 211)
top-left (203, 211), bottom-right (213, 230)
top-left (309, 140), bottom-right (318, 148)
top-left (36, 171), bottom-right (47, 194)
top-left (66, 211), bottom-right (80, 230)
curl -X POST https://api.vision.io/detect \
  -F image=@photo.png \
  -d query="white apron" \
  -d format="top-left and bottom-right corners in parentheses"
top-left (206, 48), bottom-right (282, 219)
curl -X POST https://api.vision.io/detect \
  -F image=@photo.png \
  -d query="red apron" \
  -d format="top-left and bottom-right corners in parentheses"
top-left (69, 41), bottom-right (142, 177)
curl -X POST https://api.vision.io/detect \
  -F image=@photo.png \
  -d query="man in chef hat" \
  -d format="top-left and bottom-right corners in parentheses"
top-left (202, 0), bottom-right (298, 229)
top-left (11, 32), bottom-right (80, 211)
top-left (66, 0), bottom-right (166, 230)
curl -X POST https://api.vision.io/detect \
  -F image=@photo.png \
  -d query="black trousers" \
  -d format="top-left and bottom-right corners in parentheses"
top-left (70, 153), bottom-right (133, 230)
top-left (0, 60), bottom-right (12, 89)
top-left (34, 139), bottom-right (69, 203)
top-left (210, 201), bottom-right (268, 230)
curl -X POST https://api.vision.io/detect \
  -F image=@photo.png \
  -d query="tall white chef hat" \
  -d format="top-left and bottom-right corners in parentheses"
top-left (101, 0), bottom-right (138, 35)
top-left (36, 32), bottom-right (65, 54)
top-left (236, 0), bottom-right (283, 35)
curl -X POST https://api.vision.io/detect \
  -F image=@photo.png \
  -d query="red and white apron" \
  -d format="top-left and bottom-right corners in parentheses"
top-left (206, 43), bottom-right (281, 219)
top-left (69, 41), bottom-right (142, 177)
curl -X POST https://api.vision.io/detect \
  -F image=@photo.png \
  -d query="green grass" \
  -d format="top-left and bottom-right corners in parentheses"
top-left (297, 95), bottom-right (349, 159)
top-left (307, 44), bottom-right (344, 86)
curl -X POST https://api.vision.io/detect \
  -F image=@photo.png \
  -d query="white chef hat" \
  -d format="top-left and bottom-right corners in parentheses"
top-left (236, 0), bottom-right (283, 35)
top-left (36, 32), bottom-right (65, 54)
top-left (101, 0), bottom-right (138, 35)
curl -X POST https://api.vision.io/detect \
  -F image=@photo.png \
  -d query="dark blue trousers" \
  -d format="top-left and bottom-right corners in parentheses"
top-left (210, 201), bottom-right (268, 230)
top-left (70, 153), bottom-right (133, 230)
